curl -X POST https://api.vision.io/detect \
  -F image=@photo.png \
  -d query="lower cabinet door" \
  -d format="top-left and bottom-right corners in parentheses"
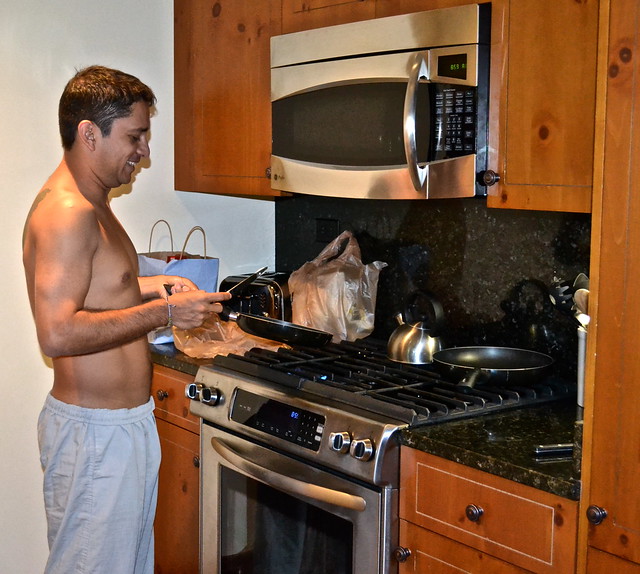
top-left (399, 519), bottom-right (529, 574)
top-left (587, 548), bottom-right (640, 574)
top-left (154, 418), bottom-right (200, 573)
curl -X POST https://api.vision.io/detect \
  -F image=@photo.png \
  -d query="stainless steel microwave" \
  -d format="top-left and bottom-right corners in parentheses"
top-left (270, 4), bottom-right (490, 200)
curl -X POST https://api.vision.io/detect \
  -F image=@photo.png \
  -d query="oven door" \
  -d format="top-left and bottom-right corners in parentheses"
top-left (200, 422), bottom-right (398, 574)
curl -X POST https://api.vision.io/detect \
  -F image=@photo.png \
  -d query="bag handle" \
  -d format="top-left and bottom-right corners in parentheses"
top-left (179, 226), bottom-right (207, 259)
top-left (148, 219), bottom-right (174, 252)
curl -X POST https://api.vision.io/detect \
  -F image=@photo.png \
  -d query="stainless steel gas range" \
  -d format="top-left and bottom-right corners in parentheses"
top-left (187, 339), bottom-right (571, 574)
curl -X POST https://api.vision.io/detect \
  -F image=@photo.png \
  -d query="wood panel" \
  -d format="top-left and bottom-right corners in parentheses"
top-left (151, 364), bottom-right (199, 434)
top-left (487, 0), bottom-right (597, 212)
top-left (282, 0), bottom-right (375, 33)
top-left (401, 448), bottom-right (578, 573)
top-left (154, 418), bottom-right (200, 574)
top-left (151, 366), bottom-right (200, 573)
top-left (174, 0), bottom-right (284, 197)
top-left (399, 519), bottom-right (529, 574)
top-left (587, 547), bottom-right (640, 574)
top-left (581, 0), bottom-right (640, 565)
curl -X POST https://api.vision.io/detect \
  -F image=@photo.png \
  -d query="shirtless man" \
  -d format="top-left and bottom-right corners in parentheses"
top-left (22, 66), bottom-right (230, 574)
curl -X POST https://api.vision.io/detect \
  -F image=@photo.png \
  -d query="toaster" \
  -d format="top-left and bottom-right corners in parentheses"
top-left (219, 272), bottom-right (291, 321)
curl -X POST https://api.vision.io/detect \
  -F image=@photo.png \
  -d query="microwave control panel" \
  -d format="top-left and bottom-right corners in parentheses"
top-left (432, 84), bottom-right (477, 160)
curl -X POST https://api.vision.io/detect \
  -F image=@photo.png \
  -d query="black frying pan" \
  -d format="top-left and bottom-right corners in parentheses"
top-left (219, 307), bottom-right (332, 347)
top-left (432, 346), bottom-right (554, 388)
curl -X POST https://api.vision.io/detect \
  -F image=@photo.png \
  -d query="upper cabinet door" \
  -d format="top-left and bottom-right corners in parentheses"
top-left (174, 0), bottom-right (284, 197)
top-left (282, 0), bottom-right (375, 33)
top-left (487, 0), bottom-right (598, 212)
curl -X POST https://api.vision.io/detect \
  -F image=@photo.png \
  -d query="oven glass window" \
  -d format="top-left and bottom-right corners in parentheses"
top-left (220, 467), bottom-right (353, 574)
top-left (272, 82), bottom-right (430, 167)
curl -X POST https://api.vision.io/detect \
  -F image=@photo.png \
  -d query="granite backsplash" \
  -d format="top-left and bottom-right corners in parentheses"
top-left (275, 195), bottom-right (591, 380)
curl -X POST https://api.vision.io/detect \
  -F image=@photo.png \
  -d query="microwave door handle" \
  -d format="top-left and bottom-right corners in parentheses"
top-left (210, 437), bottom-right (367, 512)
top-left (403, 54), bottom-right (429, 191)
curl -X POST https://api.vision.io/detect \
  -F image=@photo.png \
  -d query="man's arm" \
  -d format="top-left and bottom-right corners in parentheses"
top-left (26, 194), bottom-right (228, 358)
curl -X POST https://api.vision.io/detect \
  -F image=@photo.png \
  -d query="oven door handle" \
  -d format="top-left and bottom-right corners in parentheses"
top-left (211, 437), bottom-right (367, 512)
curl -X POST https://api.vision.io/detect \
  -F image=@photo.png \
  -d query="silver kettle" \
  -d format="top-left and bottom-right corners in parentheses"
top-left (387, 292), bottom-right (445, 364)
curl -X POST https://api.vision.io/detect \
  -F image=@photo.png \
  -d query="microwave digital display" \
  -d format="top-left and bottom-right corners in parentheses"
top-left (437, 53), bottom-right (468, 81)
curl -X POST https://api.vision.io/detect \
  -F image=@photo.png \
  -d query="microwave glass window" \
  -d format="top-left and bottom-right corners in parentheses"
top-left (219, 467), bottom-right (353, 574)
top-left (273, 82), bottom-right (430, 166)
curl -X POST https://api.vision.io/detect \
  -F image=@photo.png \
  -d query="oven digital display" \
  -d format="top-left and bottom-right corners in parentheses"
top-left (437, 53), bottom-right (468, 80)
top-left (231, 389), bottom-right (325, 451)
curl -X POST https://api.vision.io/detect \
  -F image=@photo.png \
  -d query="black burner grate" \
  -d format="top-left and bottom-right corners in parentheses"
top-left (213, 339), bottom-right (573, 426)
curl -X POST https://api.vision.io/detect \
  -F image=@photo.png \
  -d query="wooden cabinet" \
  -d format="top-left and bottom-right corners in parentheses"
top-left (400, 447), bottom-right (578, 573)
top-left (579, 0), bottom-right (640, 570)
top-left (174, 0), bottom-right (284, 198)
top-left (175, 0), bottom-right (597, 212)
top-left (379, 0), bottom-right (598, 213)
top-left (151, 365), bottom-right (200, 574)
top-left (281, 0), bottom-right (374, 33)
top-left (486, 0), bottom-right (598, 212)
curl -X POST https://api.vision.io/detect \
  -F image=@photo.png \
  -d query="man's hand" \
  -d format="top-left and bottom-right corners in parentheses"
top-left (138, 275), bottom-right (198, 300)
top-left (167, 289), bottom-right (232, 330)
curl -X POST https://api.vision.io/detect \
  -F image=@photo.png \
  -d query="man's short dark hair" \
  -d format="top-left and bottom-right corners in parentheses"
top-left (58, 65), bottom-right (156, 150)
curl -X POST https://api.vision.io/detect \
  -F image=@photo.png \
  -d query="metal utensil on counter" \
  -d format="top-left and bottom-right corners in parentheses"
top-left (573, 273), bottom-right (590, 291)
top-left (549, 278), bottom-right (575, 313)
top-left (574, 288), bottom-right (589, 315)
top-left (534, 443), bottom-right (574, 462)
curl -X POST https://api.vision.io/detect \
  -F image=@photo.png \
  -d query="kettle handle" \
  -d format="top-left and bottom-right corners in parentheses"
top-left (405, 291), bottom-right (445, 334)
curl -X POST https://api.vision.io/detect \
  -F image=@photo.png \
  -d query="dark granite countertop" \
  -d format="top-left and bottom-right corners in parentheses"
top-left (401, 401), bottom-right (582, 500)
top-left (150, 344), bottom-right (581, 501)
top-left (150, 343), bottom-right (213, 376)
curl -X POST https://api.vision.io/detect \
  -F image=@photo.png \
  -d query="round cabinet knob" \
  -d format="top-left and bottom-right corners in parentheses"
top-left (481, 170), bottom-right (501, 186)
top-left (586, 505), bottom-right (608, 525)
top-left (156, 389), bottom-right (169, 401)
top-left (350, 438), bottom-right (374, 461)
top-left (393, 546), bottom-right (412, 563)
top-left (329, 431), bottom-right (352, 454)
top-left (465, 504), bottom-right (484, 522)
top-left (200, 387), bottom-right (222, 406)
top-left (185, 382), bottom-right (204, 401)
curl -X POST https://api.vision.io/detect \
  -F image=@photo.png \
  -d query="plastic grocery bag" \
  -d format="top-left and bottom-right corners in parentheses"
top-left (288, 230), bottom-right (387, 342)
top-left (173, 314), bottom-right (285, 358)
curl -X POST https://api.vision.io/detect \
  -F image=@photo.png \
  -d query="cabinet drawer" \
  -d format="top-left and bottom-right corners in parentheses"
top-left (399, 519), bottom-right (529, 574)
top-left (400, 447), bottom-right (577, 573)
top-left (151, 365), bottom-right (198, 433)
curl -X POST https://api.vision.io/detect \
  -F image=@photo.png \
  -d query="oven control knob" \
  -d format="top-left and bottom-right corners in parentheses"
top-left (350, 438), bottom-right (374, 461)
top-left (200, 386), bottom-right (222, 406)
top-left (329, 431), bottom-right (352, 454)
top-left (185, 383), bottom-right (204, 401)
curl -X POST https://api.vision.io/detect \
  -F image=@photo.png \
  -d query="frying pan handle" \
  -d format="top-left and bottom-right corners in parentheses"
top-left (458, 368), bottom-right (489, 389)
top-left (218, 306), bottom-right (238, 322)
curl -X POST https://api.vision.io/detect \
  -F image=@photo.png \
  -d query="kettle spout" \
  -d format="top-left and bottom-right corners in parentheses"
top-left (394, 312), bottom-right (405, 326)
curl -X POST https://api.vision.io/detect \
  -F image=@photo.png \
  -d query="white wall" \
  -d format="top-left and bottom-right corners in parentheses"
top-left (0, 1), bottom-right (275, 570)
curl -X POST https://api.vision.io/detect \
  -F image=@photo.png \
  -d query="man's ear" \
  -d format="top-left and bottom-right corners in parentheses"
top-left (78, 120), bottom-right (97, 150)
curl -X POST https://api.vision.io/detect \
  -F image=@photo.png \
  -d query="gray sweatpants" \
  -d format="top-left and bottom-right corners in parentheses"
top-left (38, 393), bottom-right (160, 574)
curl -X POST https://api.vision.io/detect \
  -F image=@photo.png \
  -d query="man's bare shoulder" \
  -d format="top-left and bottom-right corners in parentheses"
top-left (24, 183), bottom-right (99, 247)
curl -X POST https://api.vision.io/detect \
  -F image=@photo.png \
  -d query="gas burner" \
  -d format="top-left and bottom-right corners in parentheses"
top-left (212, 339), bottom-right (573, 427)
